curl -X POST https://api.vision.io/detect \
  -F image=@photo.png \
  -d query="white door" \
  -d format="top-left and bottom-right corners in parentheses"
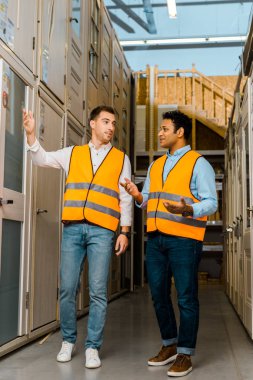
top-left (243, 78), bottom-right (253, 337)
top-left (230, 149), bottom-right (236, 304)
top-left (121, 59), bottom-right (130, 152)
top-left (226, 153), bottom-right (234, 300)
top-left (30, 91), bottom-right (64, 332)
top-left (40, 0), bottom-right (67, 102)
top-left (112, 38), bottom-right (122, 148)
top-left (235, 126), bottom-right (244, 318)
top-left (100, 8), bottom-right (112, 106)
top-left (0, 60), bottom-right (29, 345)
top-left (0, 0), bottom-right (37, 73)
top-left (87, 0), bottom-right (101, 113)
top-left (67, 0), bottom-right (85, 123)
top-left (232, 147), bottom-right (239, 309)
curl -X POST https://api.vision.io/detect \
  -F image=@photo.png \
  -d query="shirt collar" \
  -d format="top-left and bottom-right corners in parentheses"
top-left (88, 140), bottom-right (112, 152)
top-left (166, 145), bottom-right (191, 157)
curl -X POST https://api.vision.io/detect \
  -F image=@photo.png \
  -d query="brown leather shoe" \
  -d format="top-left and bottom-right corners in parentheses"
top-left (167, 354), bottom-right (192, 377)
top-left (148, 345), bottom-right (177, 366)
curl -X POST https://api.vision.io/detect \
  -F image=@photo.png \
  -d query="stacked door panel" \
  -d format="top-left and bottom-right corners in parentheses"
top-left (100, 8), bottom-right (112, 106)
top-left (87, 0), bottom-right (101, 113)
top-left (0, 0), bottom-right (37, 74)
top-left (0, 59), bottom-right (33, 347)
top-left (30, 90), bottom-right (64, 334)
top-left (224, 71), bottom-right (253, 339)
top-left (40, 0), bottom-right (67, 103)
top-left (67, 0), bottom-right (85, 123)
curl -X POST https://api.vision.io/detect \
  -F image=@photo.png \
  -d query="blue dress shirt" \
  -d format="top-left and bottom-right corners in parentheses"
top-left (138, 145), bottom-right (217, 218)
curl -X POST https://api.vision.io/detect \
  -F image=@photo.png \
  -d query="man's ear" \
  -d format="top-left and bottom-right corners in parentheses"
top-left (90, 120), bottom-right (95, 130)
top-left (177, 127), bottom-right (184, 138)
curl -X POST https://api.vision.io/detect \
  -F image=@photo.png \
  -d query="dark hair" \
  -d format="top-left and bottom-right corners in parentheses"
top-left (162, 110), bottom-right (192, 140)
top-left (89, 105), bottom-right (115, 121)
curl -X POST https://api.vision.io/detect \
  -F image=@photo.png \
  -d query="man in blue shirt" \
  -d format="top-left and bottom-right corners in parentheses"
top-left (122, 111), bottom-right (217, 377)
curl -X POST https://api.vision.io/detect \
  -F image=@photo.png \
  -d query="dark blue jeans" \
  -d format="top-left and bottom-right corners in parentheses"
top-left (146, 232), bottom-right (203, 356)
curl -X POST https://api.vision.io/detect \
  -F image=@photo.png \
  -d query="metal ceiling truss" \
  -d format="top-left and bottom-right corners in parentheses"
top-left (108, 10), bottom-right (135, 33)
top-left (110, 0), bottom-right (157, 34)
top-left (143, 0), bottom-right (157, 34)
top-left (107, 1), bottom-right (253, 10)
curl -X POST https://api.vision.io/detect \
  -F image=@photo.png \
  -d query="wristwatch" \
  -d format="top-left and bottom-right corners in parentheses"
top-left (120, 231), bottom-right (131, 239)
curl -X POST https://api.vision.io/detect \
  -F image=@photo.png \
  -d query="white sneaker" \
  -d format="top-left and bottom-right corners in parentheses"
top-left (85, 348), bottom-right (101, 369)
top-left (57, 341), bottom-right (75, 362)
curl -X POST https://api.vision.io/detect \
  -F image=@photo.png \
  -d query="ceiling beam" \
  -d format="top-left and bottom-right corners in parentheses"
top-left (107, 1), bottom-right (252, 10)
top-left (108, 11), bottom-right (135, 33)
top-left (110, 0), bottom-right (156, 34)
top-left (121, 35), bottom-right (246, 47)
top-left (123, 41), bottom-right (244, 51)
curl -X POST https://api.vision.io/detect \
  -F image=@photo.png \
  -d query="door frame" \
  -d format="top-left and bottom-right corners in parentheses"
top-left (0, 58), bottom-right (34, 346)
top-left (242, 78), bottom-right (253, 337)
top-left (29, 87), bottom-right (65, 338)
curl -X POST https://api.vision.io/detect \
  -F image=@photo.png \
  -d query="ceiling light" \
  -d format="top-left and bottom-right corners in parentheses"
top-left (167, 0), bottom-right (177, 19)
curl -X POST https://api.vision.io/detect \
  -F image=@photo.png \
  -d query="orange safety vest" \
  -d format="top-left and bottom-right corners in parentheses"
top-left (62, 145), bottom-right (125, 231)
top-left (147, 150), bottom-right (207, 241)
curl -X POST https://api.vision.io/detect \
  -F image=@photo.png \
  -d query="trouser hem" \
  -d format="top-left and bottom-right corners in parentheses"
top-left (177, 347), bottom-right (195, 356)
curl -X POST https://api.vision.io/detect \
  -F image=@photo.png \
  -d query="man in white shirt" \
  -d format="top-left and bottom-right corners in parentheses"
top-left (23, 105), bottom-right (132, 368)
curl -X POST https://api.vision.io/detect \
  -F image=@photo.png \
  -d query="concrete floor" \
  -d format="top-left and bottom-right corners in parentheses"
top-left (1, 285), bottom-right (253, 380)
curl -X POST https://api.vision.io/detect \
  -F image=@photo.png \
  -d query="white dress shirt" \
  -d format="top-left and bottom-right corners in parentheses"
top-left (27, 139), bottom-right (132, 226)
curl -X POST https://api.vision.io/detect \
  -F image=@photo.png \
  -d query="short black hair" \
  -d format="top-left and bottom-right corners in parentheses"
top-left (162, 110), bottom-right (192, 140)
top-left (89, 105), bottom-right (115, 121)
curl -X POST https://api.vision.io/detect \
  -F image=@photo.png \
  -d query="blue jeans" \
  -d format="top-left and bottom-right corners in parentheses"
top-left (146, 232), bottom-right (202, 356)
top-left (60, 223), bottom-right (115, 349)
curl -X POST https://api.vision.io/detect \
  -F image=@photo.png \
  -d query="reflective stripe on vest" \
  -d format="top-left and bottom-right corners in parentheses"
top-left (147, 211), bottom-right (206, 228)
top-left (62, 145), bottom-right (124, 231)
top-left (64, 200), bottom-right (120, 219)
top-left (148, 191), bottom-right (194, 205)
top-left (65, 182), bottom-right (119, 199)
top-left (147, 150), bottom-right (207, 241)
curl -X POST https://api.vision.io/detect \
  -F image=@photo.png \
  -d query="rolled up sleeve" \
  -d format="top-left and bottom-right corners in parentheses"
top-left (191, 157), bottom-right (218, 218)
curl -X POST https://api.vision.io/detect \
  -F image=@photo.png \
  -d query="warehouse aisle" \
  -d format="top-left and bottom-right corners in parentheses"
top-left (1, 285), bottom-right (253, 380)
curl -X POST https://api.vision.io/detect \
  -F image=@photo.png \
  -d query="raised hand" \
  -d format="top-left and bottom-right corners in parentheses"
top-left (120, 177), bottom-right (139, 197)
top-left (163, 197), bottom-right (186, 214)
top-left (23, 110), bottom-right (36, 145)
